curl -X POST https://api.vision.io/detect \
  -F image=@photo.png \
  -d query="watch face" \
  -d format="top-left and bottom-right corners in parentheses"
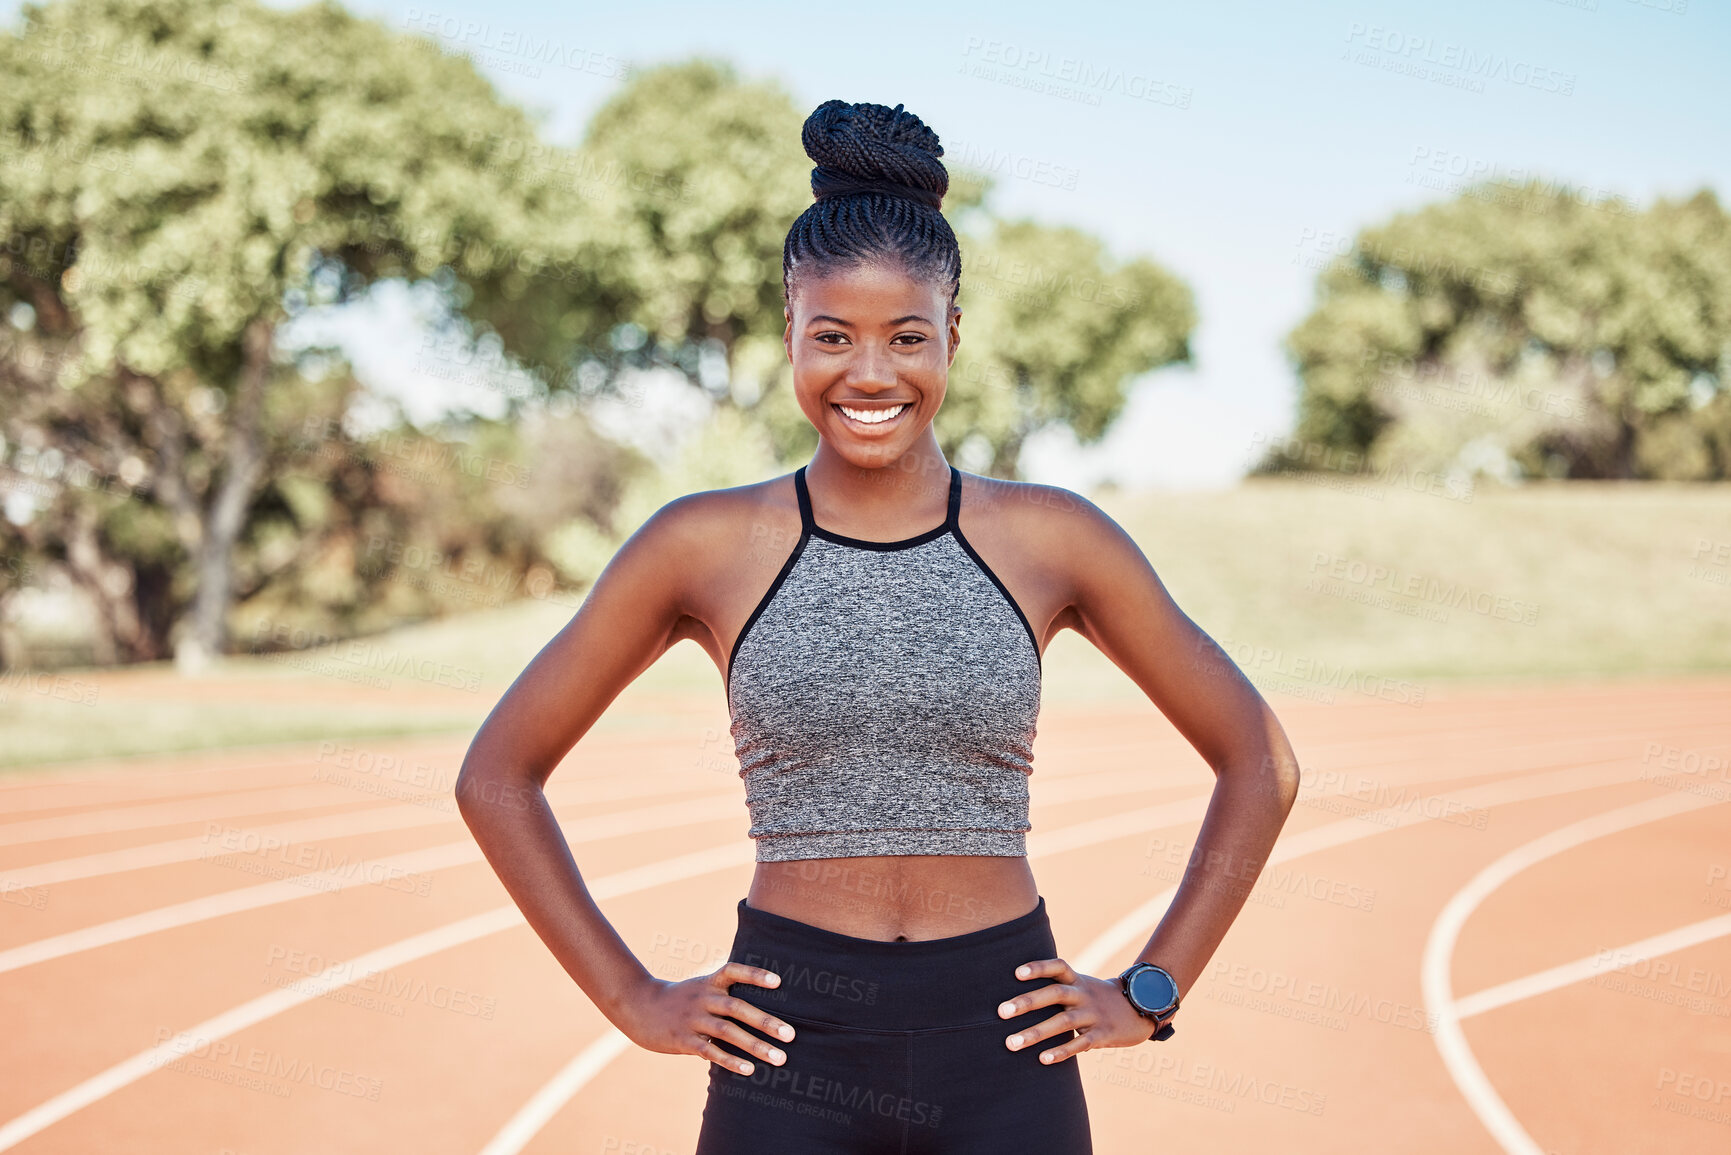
top-left (1128, 966), bottom-right (1179, 1015)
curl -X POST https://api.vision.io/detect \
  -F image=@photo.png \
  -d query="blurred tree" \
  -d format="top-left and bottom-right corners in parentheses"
top-left (1274, 181), bottom-right (1731, 480)
top-left (0, 0), bottom-right (592, 668)
top-left (941, 220), bottom-right (1195, 478)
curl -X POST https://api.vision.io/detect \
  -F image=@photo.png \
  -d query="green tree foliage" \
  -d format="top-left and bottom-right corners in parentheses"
top-left (942, 220), bottom-right (1195, 477)
top-left (1276, 182), bottom-right (1731, 480)
top-left (0, 0), bottom-right (587, 667)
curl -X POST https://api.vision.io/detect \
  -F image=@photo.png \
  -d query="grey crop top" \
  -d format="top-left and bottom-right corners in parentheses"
top-left (726, 463), bottom-right (1043, 862)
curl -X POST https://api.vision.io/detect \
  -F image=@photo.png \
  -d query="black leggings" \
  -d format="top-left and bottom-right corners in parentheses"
top-left (695, 895), bottom-right (1093, 1154)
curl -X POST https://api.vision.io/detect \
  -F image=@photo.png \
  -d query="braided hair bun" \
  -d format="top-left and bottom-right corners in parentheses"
top-left (783, 99), bottom-right (962, 305)
top-left (803, 100), bottom-right (949, 211)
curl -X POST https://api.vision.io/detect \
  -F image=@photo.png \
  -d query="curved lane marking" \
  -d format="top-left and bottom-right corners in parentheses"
top-left (1420, 790), bottom-right (1726, 1155)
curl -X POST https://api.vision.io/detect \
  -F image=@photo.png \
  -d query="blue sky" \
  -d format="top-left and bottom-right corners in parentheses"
top-left (10, 0), bottom-right (1727, 487)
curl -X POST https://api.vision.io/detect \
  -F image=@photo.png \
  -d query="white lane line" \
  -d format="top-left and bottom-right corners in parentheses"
top-left (472, 796), bottom-right (1224, 1154)
top-left (476, 1031), bottom-right (634, 1155)
top-left (0, 842), bottom-right (756, 1153)
top-left (1421, 790), bottom-right (1726, 1155)
top-left (1074, 757), bottom-right (1653, 976)
top-left (0, 794), bottom-right (745, 976)
top-left (1454, 912), bottom-right (1731, 1020)
top-left (0, 784), bottom-right (376, 848)
top-left (0, 775), bottom-right (734, 890)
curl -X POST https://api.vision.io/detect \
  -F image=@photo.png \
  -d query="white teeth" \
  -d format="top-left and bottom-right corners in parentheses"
top-left (837, 403), bottom-right (908, 425)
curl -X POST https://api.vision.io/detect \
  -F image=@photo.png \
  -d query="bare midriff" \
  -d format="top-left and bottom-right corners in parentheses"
top-left (746, 853), bottom-right (1039, 942)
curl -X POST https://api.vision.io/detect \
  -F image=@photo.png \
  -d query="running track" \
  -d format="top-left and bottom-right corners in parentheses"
top-left (1, 678), bottom-right (1728, 1153)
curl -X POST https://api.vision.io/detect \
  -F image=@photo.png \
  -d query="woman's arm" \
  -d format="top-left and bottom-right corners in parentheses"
top-left (994, 488), bottom-right (1302, 1063)
top-left (454, 494), bottom-right (797, 1076)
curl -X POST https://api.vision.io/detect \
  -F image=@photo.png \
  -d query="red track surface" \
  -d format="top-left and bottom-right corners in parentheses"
top-left (2, 677), bottom-right (1728, 1153)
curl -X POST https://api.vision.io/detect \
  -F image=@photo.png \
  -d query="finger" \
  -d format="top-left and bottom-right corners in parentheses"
top-left (714, 961), bottom-right (781, 990)
top-left (1005, 1008), bottom-right (1084, 1053)
top-left (692, 1034), bottom-right (758, 1076)
top-left (713, 993), bottom-right (796, 1043)
top-left (1036, 1030), bottom-right (1095, 1066)
top-left (702, 1017), bottom-right (789, 1068)
top-left (997, 982), bottom-right (1079, 1020)
top-left (1013, 957), bottom-right (1077, 983)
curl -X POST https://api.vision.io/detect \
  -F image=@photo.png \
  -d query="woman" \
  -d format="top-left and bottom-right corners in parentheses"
top-left (457, 99), bottom-right (1301, 1154)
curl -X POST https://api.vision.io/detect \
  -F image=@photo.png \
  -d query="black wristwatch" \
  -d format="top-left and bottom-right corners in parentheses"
top-left (1118, 962), bottom-right (1180, 1042)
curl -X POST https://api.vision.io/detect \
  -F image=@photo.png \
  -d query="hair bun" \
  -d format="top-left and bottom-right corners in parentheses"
top-left (802, 99), bottom-right (948, 211)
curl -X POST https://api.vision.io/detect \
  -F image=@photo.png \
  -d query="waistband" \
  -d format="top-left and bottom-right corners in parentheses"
top-left (723, 895), bottom-right (1059, 1031)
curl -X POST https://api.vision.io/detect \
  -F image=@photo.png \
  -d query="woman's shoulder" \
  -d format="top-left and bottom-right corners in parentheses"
top-left (625, 472), bottom-right (802, 563)
top-left (958, 471), bottom-right (1119, 553)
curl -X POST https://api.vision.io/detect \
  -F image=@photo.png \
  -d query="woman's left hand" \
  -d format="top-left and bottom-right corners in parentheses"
top-left (997, 957), bottom-right (1158, 1064)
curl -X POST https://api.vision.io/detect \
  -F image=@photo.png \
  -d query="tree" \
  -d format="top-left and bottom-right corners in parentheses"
top-left (1274, 180), bottom-right (1731, 480)
top-left (941, 220), bottom-right (1195, 477)
top-left (0, 0), bottom-right (594, 668)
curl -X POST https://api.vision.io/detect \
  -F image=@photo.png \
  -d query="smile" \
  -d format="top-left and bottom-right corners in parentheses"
top-left (835, 403), bottom-right (910, 426)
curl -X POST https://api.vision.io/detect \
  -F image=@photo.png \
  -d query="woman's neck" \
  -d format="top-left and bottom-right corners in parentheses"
top-left (805, 437), bottom-right (952, 539)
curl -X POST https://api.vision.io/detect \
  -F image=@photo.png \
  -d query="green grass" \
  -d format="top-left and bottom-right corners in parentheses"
top-left (3, 479), bottom-right (1727, 770)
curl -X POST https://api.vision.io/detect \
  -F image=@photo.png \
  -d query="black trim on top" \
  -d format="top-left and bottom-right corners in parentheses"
top-left (793, 465), bottom-right (815, 533)
top-left (795, 463), bottom-right (957, 552)
top-left (726, 475), bottom-right (812, 698)
top-left (950, 472), bottom-right (1043, 670)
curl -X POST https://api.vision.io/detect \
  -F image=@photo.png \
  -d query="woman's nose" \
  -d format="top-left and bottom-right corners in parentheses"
top-left (845, 343), bottom-right (897, 389)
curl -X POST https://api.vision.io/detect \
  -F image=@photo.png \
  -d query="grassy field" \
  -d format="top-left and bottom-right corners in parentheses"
top-left (2, 479), bottom-right (1727, 770)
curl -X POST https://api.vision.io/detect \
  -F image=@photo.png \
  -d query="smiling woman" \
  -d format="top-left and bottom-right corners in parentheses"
top-left (456, 98), bottom-right (1302, 1155)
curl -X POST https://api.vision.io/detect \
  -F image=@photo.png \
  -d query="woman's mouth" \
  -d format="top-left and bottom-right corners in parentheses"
top-left (834, 402), bottom-right (910, 429)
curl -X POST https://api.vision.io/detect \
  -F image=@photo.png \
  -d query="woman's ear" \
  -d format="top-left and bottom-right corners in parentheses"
top-left (783, 305), bottom-right (794, 364)
top-left (947, 305), bottom-right (963, 366)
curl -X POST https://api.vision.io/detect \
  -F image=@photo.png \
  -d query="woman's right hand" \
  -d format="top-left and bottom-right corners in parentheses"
top-left (621, 963), bottom-right (797, 1076)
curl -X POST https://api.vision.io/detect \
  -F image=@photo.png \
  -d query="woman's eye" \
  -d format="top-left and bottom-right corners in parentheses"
top-left (814, 332), bottom-right (847, 344)
top-left (892, 333), bottom-right (926, 346)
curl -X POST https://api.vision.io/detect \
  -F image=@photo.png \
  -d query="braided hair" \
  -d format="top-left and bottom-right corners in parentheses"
top-left (782, 100), bottom-right (962, 307)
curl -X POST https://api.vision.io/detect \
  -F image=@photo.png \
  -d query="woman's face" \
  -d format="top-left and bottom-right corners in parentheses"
top-left (784, 262), bottom-right (961, 469)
